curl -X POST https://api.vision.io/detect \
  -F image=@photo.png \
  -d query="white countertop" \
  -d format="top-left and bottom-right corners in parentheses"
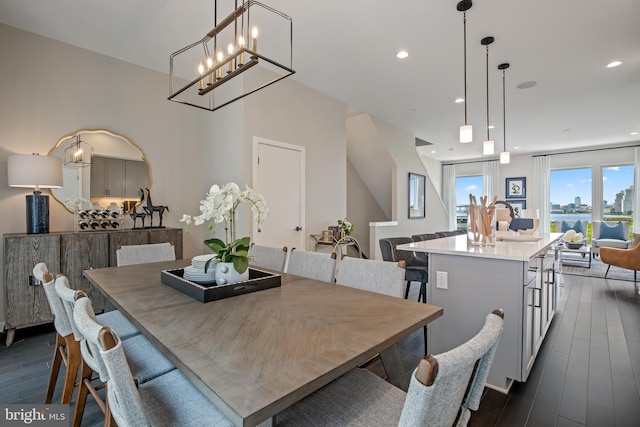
top-left (397, 233), bottom-right (563, 262)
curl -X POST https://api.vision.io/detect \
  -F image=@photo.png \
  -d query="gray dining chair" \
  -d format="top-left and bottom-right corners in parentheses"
top-left (286, 249), bottom-right (337, 282)
top-left (277, 309), bottom-right (505, 427)
top-left (33, 262), bottom-right (79, 405)
top-left (56, 276), bottom-right (175, 427)
top-left (91, 320), bottom-right (235, 426)
top-left (116, 242), bottom-right (176, 266)
top-left (334, 256), bottom-right (405, 298)
top-left (35, 262), bottom-right (140, 405)
top-left (249, 244), bottom-right (288, 271)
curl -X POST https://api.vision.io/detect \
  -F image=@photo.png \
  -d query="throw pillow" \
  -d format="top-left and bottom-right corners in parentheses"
top-left (599, 221), bottom-right (625, 240)
top-left (561, 220), bottom-right (583, 234)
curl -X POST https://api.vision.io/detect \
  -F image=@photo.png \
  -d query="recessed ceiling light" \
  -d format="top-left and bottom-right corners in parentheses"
top-left (396, 50), bottom-right (408, 59)
top-left (513, 146), bottom-right (520, 150)
top-left (488, 125), bottom-right (495, 129)
top-left (517, 81), bottom-right (537, 89)
top-left (455, 98), bottom-right (464, 103)
top-left (631, 132), bottom-right (639, 135)
top-left (606, 60), bottom-right (622, 68)
top-left (431, 150), bottom-right (436, 154)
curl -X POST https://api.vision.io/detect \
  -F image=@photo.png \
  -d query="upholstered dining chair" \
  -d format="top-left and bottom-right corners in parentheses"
top-left (91, 323), bottom-right (234, 426)
top-left (35, 262), bottom-right (140, 405)
top-left (33, 262), bottom-right (79, 405)
top-left (592, 220), bottom-right (632, 258)
top-left (379, 237), bottom-right (428, 302)
top-left (286, 249), bottom-right (337, 283)
top-left (248, 244), bottom-right (289, 271)
top-left (56, 276), bottom-right (175, 427)
top-left (600, 234), bottom-right (640, 295)
top-left (277, 309), bottom-right (505, 427)
top-left (334, 256), bottom-right (405, 298)
top-left (116, 242), bottom-right (176, 266)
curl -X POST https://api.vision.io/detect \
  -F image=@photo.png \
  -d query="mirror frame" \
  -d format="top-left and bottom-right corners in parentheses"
top-left (47, 128), bottom-right (153, 213)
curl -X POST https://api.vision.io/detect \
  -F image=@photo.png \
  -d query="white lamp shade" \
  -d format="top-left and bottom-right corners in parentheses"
top-left (7, 154), bottom-right (63, 188)
top-left (483, 140), bottom-right (495, 155)
top-left (499, 151), bottom-right (511, 164)
top-left (459, 125), bottom-right (473, 143)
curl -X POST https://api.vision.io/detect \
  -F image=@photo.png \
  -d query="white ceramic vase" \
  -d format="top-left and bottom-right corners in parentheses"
top-left (214, 262), bottom-right (249, 285)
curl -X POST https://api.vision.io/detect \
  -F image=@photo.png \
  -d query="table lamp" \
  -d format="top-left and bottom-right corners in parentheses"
top-left (7, 153), bottom-right (63, 234)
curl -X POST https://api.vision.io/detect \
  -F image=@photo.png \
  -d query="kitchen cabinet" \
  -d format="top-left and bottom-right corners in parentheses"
top-left (398, 233), bottom-right (562, 392)
top-left (91, 156), bottom-right (147, 198)
top-left (3, 228), bottom-right (182, 346)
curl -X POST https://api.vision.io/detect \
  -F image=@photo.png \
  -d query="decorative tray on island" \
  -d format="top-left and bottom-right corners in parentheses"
top-left (160, 267), bottom-right (281, 303)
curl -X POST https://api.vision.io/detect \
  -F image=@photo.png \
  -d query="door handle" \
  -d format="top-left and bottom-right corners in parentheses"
top-left (295, 226), bottom-right (302, 231)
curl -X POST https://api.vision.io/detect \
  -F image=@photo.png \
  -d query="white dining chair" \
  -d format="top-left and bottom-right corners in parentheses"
top-left (116, 242), bottom-right (176, 266)
top-left (286, 249), bottom-right (337, 283)
top-left (33, 262), bottom-right (79, 405)
top-left (277, 309), bottom-right (505, 427)
top-left (334, 256), bottom-right (405, 298)
top-left (56, 276), bottom-right (175, 427)
top-left (90, 317), bottom-right (235, 426)
top-left (248, 244), bottom-right (288, 271)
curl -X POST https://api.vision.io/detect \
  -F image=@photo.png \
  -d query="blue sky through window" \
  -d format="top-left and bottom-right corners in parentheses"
top-left (456, 175), bottom-right (483, 206)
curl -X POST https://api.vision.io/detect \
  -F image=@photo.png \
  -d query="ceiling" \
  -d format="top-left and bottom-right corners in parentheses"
top-left (1, 0), bottom-right (639, 162)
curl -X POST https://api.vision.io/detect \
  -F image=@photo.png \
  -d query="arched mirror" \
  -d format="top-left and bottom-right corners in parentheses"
top-left (48, 129), bottom-right (152, 213)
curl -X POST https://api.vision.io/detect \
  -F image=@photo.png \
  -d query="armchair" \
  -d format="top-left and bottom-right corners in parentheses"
top-left (600, 234), bottom-right (640, 295)
top-left (591, 220), bottom-right (631, 258)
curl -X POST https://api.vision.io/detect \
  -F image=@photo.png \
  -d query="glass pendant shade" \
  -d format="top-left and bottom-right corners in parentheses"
top-left (460, 125), bottom-right (473, 143)
top-left (500, 151), bottom-right (510, 164)
top-left (483, 140), bottom-right (495, 155)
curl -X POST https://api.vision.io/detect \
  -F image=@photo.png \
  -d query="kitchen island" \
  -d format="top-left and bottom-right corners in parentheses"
top-left (397, 232), bottom-right (563, 392)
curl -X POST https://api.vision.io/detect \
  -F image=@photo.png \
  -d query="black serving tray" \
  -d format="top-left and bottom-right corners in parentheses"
top-left (161, 267), bottom-right (281, 303)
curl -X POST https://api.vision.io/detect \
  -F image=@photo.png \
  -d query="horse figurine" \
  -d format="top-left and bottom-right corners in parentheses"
top-left (142, 188), bottom-right (169, 228)
top-left (125, 190), bottom-right (146, 229)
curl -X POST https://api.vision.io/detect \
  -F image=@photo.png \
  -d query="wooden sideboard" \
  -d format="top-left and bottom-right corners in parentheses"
top-left (3, 227), bottom-right (182, 346)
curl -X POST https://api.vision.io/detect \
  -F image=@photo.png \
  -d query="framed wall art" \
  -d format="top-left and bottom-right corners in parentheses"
top-left (506, 177), bottom-right (526, 199)
top-left (408, 172), bottom-right (425, 219)
top-left (508, 200), bottom-right (527, 217)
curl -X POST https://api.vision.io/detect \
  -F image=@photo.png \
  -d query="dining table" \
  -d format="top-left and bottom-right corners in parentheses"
top-left (83, 259), bottom-right (443, 427)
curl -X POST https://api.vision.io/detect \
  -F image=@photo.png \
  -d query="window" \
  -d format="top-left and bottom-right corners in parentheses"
top-left (550, 168), bottom-right (592, 233)
top-left (602, 164), bottom-right (634, 221)
top-left (456, 175), bottom-right (483, 230)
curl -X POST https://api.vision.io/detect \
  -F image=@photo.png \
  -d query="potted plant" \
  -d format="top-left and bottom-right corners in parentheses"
top-left (181, 182), bottom-right (268, 284)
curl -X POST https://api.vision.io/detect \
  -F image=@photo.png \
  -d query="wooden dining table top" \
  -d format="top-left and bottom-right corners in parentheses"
top-left (83, 259), bottom-right (443, 427)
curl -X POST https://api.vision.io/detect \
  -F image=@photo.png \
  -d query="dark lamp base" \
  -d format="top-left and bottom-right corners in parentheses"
top-left (26, 193), bottom-right (50, 234)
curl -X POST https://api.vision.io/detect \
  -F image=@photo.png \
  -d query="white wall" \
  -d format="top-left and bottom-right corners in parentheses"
top-left (0, 24), bottom-right (349, 329)
top-left (233, 63), bottom-right (348, 251)
top-left (347, 159), bottom-right (388, 258)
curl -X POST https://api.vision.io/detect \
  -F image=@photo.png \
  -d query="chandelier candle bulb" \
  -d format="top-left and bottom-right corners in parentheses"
top-left (198, 62), bottom-right (205, 89)
top-left (251, 26), bottom-right (258, 53)
top-left (207, 57), bottom-right (214, 84)
top-left (228, 43), bottom-right (234, 73)
top-left (238, 36), bottom-right (245, 65)
top-left (216, 51), bottom-right (224, 79)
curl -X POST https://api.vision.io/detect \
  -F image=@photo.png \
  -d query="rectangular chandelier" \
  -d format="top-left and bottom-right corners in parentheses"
top-left (169, 0), bottom-right (295, 112)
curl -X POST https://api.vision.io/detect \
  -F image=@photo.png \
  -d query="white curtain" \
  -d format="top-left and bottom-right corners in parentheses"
top-left (443, 164), bottom-right (457, 230)
top-left (634, 148), bottom-right (640, 233)
top-left (532, 156), bottom-right (551, 232)
top-left (483, 161), bottom-right (499, 199)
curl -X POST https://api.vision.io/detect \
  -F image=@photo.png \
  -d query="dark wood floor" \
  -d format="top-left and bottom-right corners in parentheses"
top-left (1, 272), bottom-right (639, 426)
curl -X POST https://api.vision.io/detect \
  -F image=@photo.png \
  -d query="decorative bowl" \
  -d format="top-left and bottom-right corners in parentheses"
top-left (566, 242), bottom-right (583, 249)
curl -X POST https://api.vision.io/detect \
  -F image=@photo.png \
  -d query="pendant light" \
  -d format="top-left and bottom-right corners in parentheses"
top-left (481, 36), bottom-right (495, 155)
top-left (457, 0), bottom-right (473, 143)
top-left (498, 62), bottom-right (510, 164)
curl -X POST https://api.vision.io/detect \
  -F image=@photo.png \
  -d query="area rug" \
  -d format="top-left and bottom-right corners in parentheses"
top-left (561, 255), bottom-right (636, 282)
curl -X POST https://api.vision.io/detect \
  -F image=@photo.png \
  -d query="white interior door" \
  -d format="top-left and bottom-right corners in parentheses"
top-left (253, 137), bottom-right (305, 250)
